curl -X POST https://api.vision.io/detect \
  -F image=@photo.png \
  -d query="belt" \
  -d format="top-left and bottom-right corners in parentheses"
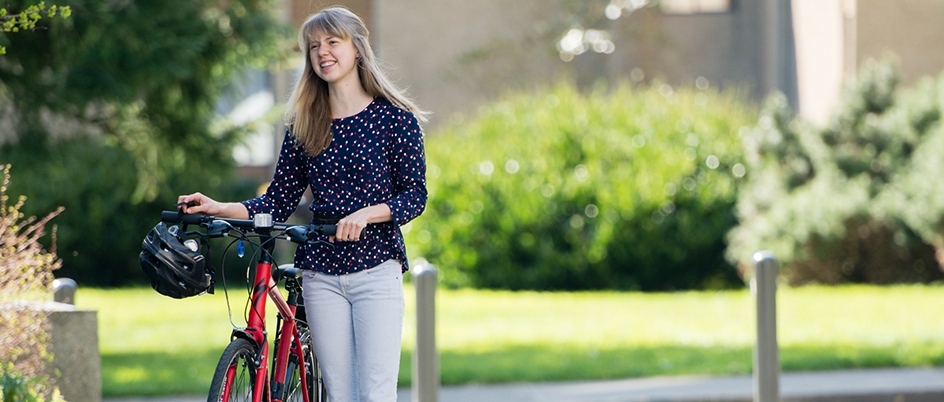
top-left (313, 212), bottom-right (343, 225)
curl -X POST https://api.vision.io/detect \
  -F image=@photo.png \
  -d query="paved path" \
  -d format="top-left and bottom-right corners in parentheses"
top-left (104, 367), bottom-right (944, 402)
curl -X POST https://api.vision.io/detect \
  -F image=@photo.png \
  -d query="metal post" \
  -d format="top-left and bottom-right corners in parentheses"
top-left (53, 278), bottom-right (77, 305)
top-left (752, 251), bottom-right (780, 402)
top-left (412, 262), bottom-right (439, 402)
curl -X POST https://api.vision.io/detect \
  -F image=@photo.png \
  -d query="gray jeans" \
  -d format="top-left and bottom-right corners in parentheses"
top-left (302, 260), bottom-right (405, 402)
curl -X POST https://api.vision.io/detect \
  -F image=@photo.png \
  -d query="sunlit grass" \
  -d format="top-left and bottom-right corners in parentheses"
top-left (79, 284), bottom-right (944, 397)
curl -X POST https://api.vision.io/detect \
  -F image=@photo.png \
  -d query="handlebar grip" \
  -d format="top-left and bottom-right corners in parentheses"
top-left (161, 211), bottom-right (207, 225)
top-left (312, 224), bottom-right (337, 237)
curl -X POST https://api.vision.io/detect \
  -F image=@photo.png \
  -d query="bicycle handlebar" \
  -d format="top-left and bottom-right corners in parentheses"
top-left (161, 211), bottom-right (337, 238)
top-left (162, 211), bottom-right (213, 225)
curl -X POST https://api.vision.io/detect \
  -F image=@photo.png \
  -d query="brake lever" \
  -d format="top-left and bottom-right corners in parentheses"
top-left (183, 230), bottom-right (207, 238)
top-left (204, 220), bottom-right (233, 237)
top-left (283, 226), bottom-right (335, 249)
top-left (285, 226), bottom-right (309, 244)
top-left (307, 239), bottom-right (335, 249)
top-left (175, 201), bottom-right (197, 209)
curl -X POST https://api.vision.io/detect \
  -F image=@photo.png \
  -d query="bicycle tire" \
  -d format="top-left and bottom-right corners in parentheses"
top-left (207, 338), bottom-right (258, 402)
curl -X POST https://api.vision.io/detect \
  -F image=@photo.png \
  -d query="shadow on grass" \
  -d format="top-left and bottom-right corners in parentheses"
top-left (423, 345), bottom-right (754, 386)
top-left (105, 343), bottom-right (944, 397)
top-left (780, 343), bottom-right (944, 372)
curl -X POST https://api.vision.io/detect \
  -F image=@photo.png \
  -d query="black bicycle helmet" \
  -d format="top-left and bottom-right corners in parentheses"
top-left (139, 222), bottom-right (212, 299)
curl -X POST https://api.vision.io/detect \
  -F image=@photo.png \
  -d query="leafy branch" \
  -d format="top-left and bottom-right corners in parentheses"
top-left (0, 2), bottom-right (72, 54)
top-left (0, 163), bottom-right (64, 401)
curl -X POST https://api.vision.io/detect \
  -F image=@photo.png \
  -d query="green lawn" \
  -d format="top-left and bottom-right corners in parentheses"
top-left (78, 284), bottom-right (944, 397)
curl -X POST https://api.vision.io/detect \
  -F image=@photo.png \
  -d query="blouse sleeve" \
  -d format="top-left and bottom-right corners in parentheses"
top-left (241, 130), bottom-right (307, 222)
top-left (386, 112), bottom-right (428, 226)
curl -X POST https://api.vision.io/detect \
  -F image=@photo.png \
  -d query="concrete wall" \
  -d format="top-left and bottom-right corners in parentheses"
top-left (289, 0), bottom-right (372, 33)
top-left (792, 0), bottom-right (846, 125)
top-left (372, 0), bottom-right (564, 124)
top-left (9, 302), bottom-right (102, 402)
top-left (276, 0), bottom-right (944, 129)
top-left (856, 0), bottom-right (944, 86)
top-left (368, 0), bottom-right (786, 125)
top-left (47, 303), bottom-right (101, 402)
top-left (790, 0), bottom-right (944, 125)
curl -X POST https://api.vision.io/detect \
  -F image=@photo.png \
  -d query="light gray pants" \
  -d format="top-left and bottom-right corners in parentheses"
top-left (302, 260), bottom-right (405, 402)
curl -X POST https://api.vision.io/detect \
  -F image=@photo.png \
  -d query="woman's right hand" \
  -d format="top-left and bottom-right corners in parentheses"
top-left (177, 192), bottom-right (222, 216)
top-left (177, 192), bottom-right (251, 219)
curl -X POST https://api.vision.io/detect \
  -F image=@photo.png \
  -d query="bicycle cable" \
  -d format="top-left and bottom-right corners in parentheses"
top-left (239, 233), bottom-right (265, 326)
top-left (218, 235), bottom-right (253, 330)
top-left (212, 227), bottom-right (267, 331)
top-left (238, 232), bottom-right (285, 327)
top-left (198, 223), bottom-right (308, 332)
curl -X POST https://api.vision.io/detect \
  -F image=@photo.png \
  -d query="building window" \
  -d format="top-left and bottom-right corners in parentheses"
top-left (660, 0), bottom-right (732, 14)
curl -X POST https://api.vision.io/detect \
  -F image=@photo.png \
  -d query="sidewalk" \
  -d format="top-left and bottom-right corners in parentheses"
top-left (104, 366), bottom-right (944, 402)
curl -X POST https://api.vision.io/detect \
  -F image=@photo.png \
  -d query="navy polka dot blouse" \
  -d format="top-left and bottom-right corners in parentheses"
top-left (242, 97), bottom-right (427, 275)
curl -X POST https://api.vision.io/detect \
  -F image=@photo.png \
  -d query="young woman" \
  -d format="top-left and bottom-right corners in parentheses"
top-left (178, 6), bottom-right (427, 401)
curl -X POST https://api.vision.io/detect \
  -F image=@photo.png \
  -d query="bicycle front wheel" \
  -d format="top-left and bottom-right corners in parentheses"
top-left (208, 338), bottom-right (258, 402)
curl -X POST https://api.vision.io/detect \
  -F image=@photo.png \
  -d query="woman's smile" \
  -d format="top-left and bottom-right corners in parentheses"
top-left (310, 30), bottom-right (359, 85)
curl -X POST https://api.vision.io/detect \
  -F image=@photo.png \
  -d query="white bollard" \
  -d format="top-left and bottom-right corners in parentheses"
top-left (752, 251), bottom-right (780, 402)
top-left (412, 262), bottom-right (439, 402)
top-left (53, 277), bottom-right (77, 304)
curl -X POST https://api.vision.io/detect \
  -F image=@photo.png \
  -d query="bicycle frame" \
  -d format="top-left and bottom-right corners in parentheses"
top-left (268, 275), bottom-right (308, 401)
top-left (223, 225), bottom-right (309, 402)
top-left (161, 211), bottom-right (333, 402)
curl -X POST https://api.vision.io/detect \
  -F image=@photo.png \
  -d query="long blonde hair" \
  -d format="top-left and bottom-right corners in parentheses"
top-left (285, 6), bottom-right (428, 157)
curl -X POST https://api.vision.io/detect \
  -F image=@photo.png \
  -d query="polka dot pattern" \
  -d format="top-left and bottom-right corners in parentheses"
top-left (242, 98), bottom-right (427, 275)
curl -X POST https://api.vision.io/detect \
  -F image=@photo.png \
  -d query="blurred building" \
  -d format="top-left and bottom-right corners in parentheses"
top-left (233, 0), bottom-right (944, 178)
top-left (794, 0), bottom-right (944, 124)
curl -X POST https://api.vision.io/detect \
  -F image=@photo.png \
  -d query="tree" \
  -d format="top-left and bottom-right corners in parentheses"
top-left (0, 0), bottom-right (291, 285)
top-left (0, 2), bottom-right (71, 54)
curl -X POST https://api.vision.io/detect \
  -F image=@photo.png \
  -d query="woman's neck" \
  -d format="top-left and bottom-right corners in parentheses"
top-left (329, 80), bottom-right (373, 119)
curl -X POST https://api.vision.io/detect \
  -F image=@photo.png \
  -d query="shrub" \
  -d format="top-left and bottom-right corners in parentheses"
top-left (0, 0), bottom-right (287, 286)
top-left (727, 59), bottom-right (944, 284)
top-left (406, 81), bottom-right (757, 290)
top-left (0, 165), bottom-right (64, 401)
top-left (0, 363), bottom-right (64, 402)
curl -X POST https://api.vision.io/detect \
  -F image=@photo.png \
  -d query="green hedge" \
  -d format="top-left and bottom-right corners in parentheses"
top-left (727, 59), bottom-right (944, 284)
top-left (406, 82), bottom-right (757, 290)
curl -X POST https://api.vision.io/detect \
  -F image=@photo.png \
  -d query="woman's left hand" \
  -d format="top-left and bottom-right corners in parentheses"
top-left (331, 204), bottom-right (392, 242)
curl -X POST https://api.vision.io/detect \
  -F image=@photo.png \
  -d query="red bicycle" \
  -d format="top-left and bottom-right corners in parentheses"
top-left (160, 211), bottom-right (335, 402)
